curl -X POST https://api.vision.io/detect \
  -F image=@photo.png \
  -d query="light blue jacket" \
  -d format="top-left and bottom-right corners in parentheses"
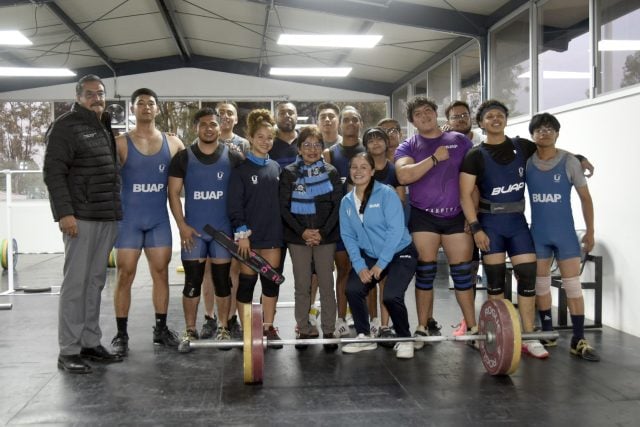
top-left (339, 181), bottom-right (412, 273)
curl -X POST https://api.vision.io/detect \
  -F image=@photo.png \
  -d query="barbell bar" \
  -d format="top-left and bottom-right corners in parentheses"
top-left (186, 299), bottom-right (560, 384)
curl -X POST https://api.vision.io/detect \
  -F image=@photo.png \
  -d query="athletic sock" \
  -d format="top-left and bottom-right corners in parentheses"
top-left (538, 309), bottom-right (553, 331)
top-left (155, 313), bottom-right (167, 329)
top-left (116, 317), bottom-right (128, 335)
top-left (570, 314), bottom-right (585, 346)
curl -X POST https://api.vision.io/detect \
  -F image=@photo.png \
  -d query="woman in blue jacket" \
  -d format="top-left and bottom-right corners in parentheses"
top-left (339, 153), bottom-right (418, 358)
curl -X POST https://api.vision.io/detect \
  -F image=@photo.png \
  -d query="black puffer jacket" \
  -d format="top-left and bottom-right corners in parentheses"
top-left (43, 102), bottom-right (122, 222)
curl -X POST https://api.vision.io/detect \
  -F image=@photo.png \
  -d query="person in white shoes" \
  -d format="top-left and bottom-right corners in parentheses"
top-left (339, 153), bottom-right (417, 358)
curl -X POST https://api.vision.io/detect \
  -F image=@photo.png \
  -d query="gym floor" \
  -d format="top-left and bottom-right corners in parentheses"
top-left (1, 253), bottom-right (639, 426)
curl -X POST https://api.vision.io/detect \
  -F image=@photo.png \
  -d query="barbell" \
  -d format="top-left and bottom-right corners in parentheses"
top-left (186, 298), bottom-right (559, 384)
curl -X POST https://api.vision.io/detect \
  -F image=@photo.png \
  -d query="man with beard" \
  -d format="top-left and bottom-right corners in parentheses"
top-left (270, 101), bottom-right (299, 169)
top-left (44, 74), bottom-right (123, 373)
top-left (168, 108), bottom-right (244, 352)
top-left (323, 106), bottom-right (366, 336)
top-left (111, 88), bottom-right (184, 356)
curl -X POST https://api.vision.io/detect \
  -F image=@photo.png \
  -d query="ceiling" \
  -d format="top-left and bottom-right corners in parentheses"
top-left (0, 0), bottom-right (529, 95)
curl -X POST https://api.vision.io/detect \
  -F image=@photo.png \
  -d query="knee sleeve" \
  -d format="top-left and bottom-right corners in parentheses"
top-left (450, 261), bottom-right (473, 291)
top-left (236, 273), bottom-right (258, 303)
top-left (211, 262), bottom-right (231, 297)
top-left (182, 260), bottom-right (205, 298)
top-left (261, 276), bottom-right (280, 298)
top-left (415, 261), bottom-right (437, 291)
top-left (562, 276), bottom-right (583, 299)
top-left (484, 263), bottom-right (506, 296)
top-left (535, 276), bottom-right (551, 296)
top-left (514, 262), bottom-right (537, 297)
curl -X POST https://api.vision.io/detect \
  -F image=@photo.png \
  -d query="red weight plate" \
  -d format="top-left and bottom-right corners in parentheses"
top-left (478, 299), bottom-right (522, 375)
top-left (250, 303), bottom-right (264, 384)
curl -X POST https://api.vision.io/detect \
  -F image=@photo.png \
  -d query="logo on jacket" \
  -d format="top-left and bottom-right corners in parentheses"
top-left (217, 171), bottom-right (224, 180)
top-left (251, 175), bottom-right (258, 185)
top-left (518, 167), bottom-right (524, 177)
top-left (368, 203), bottom-right (380, 209)
top-left (81, 132), bottom-right (97, 139)
top-left (553, 173), bottom-right (561, 183)
top-left (158, 163), bottom-right (166, 173)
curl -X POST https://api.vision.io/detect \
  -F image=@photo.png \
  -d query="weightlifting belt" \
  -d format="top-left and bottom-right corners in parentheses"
top-left (478, 199), bottom-right (525, 214)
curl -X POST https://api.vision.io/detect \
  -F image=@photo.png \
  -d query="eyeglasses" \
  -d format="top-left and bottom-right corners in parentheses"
top-left (301, 142), bottom-right (323, 150)
top-left (82, 90), bottom-right (105, 99)
top-left (533, 126), bottom-right (556, 135)
top-left (449, 113), bottom-right (470, 121)
top-left (384, 128), bottom-right (400, 135)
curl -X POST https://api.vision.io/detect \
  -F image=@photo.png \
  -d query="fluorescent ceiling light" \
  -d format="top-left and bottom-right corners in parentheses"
top-left (277, 34), bottom-right (382, 48)
top-left (0, 67), bottom-right (76, 77)
top-left (270, 67), bottom-right (352, 77)
top-left (0, 30), bottom-right (32, 45)
top-left (598, 40), bottom-right (640, 51)
top-left (518, 71), bottom-right (590, 79)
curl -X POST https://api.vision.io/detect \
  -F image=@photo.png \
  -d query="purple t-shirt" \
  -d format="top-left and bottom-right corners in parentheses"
top-left (394, 131), bottom-right (472, 218)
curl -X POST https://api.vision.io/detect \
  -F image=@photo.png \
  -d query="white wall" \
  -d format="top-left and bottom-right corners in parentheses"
top-left (506, 86), bottom-right (640, 337)
top-left (0, 67), bottom-right (388, 102)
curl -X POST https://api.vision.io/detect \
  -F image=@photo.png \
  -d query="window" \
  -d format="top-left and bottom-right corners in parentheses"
top-left (457, 43), bottom-right (482, 115)
top-left (490, 9), bottom-right (530, 116)
top-left (537, 0), bottom-right (590, 110)
top-left (597, 0), bottom-right (640, 94)
top-left (155, 101), bottom-right (200, 145)
top-left (428, 59), bottom-right (452, 117)
top-left (392, 86), bottom-right (408, 133)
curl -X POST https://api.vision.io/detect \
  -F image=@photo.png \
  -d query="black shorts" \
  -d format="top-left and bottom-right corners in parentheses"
top-left (409, 208), bottom-right (466, 235)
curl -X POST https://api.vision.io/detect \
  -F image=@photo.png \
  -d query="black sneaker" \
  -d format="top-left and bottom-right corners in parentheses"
top-left (153, 326), bottom-right (180, 347)
top-left (228, 315), bottom-right (243, 340)
top-left (111, 332), bottom-right (129, 356)
top-left (264, 326), bottom-right (283, 349)
top-left (535, 327), bottom-right (558, 347)
top-left (379, 326), bottom-right (396, 348)
top-left (199, 315), bottom-right (218, 339)
top-left (80, 345), bottom-right (123, 363)
top-left (427, 318), bottom-right (442, 337)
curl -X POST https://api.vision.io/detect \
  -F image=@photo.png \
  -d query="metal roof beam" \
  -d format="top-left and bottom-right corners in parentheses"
top-left (46, 1), bottom-right (117, 73)
top-left (248, 0), bottom-right (487, 37)
top-left (155, 0), bottom-right (192, 63)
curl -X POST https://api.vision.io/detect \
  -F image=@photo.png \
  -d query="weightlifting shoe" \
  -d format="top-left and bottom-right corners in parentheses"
top-left (215, 326), bottom-right (232, 351)
top-left (58, 354), bottom-right (92, 374)
top-left (178, 329), bottom-right (199, 354)
top-left (264, 326), bottom-right (283, 349)
top-left (111, 332), bottom-right (129, 356)
top-left (199, 315), bottom-right (218, 339)
top-left (522, 340), bottom-right (549, 359)
top-left (228, 315), bottom-right (242, 340)
top-left (378, 326), bottom-right (397, 348)
top-left (153, 325), bottom-right (180, 347)
top-left (452, 318), bottom-right (467, 337)
top-left (571, 338), bottom-right (600, 362)
top-left (323, 332), bottom-right (339, 352)
top-left (427, 318), bottom-right (442, 336)
top-left (80, 345), bottom-right (123, 363)
top-left (341, 333), bottom-right (377, 354)
top-left (413, 325), bottom-right (428, 350)
top-left (394, 341), bottom-right (414, 359)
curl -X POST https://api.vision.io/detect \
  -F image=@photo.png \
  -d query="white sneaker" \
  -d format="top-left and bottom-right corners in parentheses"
top-left (309, 305), bottom-right (320, 327)
top-left (413, 325), bottom-right (427, 350)
top-left (335, 318), bottom-right (350, 337)
top-left (522, 340), bottom-right (549, 359)
top-left (370, 317), bottom-right (381, 337)
top-left (341, 333), bottom-right (377, 354)
top-left (394, 341), bottom-right (414, 359)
